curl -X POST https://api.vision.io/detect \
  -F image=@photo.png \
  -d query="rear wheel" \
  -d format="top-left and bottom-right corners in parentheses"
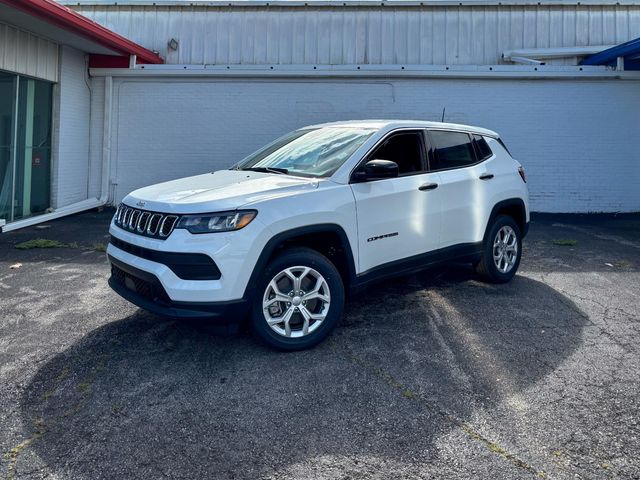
top-left (476, 215), bottom-right (522, 283)
top-left (250, 247), bottom-right (344, 350)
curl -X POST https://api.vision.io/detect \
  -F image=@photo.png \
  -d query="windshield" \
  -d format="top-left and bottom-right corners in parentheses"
top-left (235, 127), bottom-right (375, 178)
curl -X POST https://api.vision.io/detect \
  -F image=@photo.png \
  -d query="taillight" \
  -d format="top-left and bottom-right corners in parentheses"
top-left (518, 166), bottom-right (526, 183)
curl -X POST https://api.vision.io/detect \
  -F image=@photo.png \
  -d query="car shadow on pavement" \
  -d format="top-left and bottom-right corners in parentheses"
top-left (18, 265), bottom-right (589, 479)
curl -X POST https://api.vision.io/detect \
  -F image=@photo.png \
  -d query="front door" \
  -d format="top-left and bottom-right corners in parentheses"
top-left (350, 130), bottom-right (442, 274)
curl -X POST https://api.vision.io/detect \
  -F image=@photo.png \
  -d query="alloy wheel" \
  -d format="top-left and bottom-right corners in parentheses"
top-left (493, 225), bottom-right (518, 274)
top-left (262, 266), bottom-right (331, 338)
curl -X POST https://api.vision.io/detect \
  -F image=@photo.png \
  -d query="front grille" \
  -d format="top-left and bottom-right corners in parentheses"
top-left (114, 203), bottom-right (179, 239)
top-left (111, 264), bottom-right (172, 304)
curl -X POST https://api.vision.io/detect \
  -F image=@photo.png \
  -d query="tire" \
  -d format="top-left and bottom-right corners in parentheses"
top-left (475, 215), bottom-right (522, 283)
top-left (250, 247), bottom-right (345, 351)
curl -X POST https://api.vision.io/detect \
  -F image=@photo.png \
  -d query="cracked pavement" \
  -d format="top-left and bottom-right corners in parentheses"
top-left (0, 210), bottom-right (639, 479)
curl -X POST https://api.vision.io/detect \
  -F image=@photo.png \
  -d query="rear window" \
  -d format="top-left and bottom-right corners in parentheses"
top-left (428, 130), bottom-right (476, 171)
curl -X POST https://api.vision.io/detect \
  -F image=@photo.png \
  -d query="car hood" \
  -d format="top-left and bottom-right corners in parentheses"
top-left (122, 170), bottom-right (319, 214)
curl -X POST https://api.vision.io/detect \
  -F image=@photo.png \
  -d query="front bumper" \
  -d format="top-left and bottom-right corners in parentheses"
top-left (108, 255), bottom-right (249, 321)
top-left (108, 216), bottom-right (270, 303)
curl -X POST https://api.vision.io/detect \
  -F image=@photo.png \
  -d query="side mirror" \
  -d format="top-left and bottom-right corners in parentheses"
top-left (353, 159), bottom-right (399, 182)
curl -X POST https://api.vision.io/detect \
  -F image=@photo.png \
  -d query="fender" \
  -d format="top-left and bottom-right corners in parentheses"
top-left (483, 198), bottom-right (529, 243)
top-left (242, 224), bottom-right (357, 300)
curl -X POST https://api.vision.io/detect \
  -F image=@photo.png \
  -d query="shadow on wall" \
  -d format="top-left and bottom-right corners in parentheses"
top-left (19, 265), bottom-right (588, 478)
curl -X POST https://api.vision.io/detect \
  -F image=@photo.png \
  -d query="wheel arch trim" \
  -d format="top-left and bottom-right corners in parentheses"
top-left (484, 198), bottom-right (529, 243)
top-left (243, 224), bottom-right (357, 300)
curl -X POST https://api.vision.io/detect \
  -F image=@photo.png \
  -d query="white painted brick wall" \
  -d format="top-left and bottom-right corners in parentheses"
top-left (106, 77), bottom-right (640, 212)
top-left (52, 46), bottom-right (91, 209)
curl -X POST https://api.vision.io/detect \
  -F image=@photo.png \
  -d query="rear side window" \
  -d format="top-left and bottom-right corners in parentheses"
top-left (428, 130), bottom-right (476, 171)
top-left (472, 134), bottom-right (493, 160)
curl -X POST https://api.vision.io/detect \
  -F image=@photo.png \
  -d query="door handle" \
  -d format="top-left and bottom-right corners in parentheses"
top-left (479, 173), bottom-right (494, 180)
top-left (418, 182), bottom-right (438, 191)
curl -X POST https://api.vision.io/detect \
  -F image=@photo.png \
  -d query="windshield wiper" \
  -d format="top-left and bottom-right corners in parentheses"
top-left (241, 166), bottom-right (288, 175)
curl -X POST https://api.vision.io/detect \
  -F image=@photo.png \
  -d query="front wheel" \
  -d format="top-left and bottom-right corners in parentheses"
top-left (250, 247), bottom-right (345, 351)
top-left (475, 215), bottom-right (522, 283)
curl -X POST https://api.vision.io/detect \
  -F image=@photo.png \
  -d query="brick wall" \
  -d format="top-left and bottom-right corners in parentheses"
top-left (105, 76), bottom-right (639, 213)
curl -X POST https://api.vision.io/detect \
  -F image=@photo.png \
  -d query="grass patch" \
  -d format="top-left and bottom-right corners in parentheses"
top-left (93, 243), bottom-right (107, 253)
top-left (613, 260), bottom-right (631, 268)
top-left (15, 238), bottom-right (71, 250)
top-left (551, 239), bottom-right (578, 247)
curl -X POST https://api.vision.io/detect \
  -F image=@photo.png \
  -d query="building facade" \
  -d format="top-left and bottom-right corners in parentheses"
top-left (0, 0), bottom-right (162, 231)
top-left (1, 0), bottom-right (639, 231)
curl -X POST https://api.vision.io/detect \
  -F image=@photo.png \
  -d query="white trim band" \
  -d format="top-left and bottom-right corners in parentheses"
top-left (0, 199), bottom-right (106, 233)
top-left (89, 64), bottom-right (640, 80)
top-left (61, 0), bottom-right (640, 6)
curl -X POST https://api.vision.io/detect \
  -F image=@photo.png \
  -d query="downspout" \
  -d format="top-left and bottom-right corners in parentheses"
top-left (84, 53), bottom-right (93, 198)
top-left (100, 75), bottom-right (112, 205)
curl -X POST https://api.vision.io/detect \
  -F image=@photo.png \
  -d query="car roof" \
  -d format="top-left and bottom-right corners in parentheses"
top-left (304, 119), bottom-right (499, 138)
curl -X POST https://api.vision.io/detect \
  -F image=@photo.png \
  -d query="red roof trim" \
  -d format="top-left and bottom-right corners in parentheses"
top-left (89, 54), bottom-right (130, 69)
top-left (0, 0), bottom-right (163, 64)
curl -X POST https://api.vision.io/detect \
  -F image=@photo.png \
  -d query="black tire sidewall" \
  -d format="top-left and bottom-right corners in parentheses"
top-left (483, 215), bottom-right (522, 283)
top-left (250, 248), bottom-right (345, 350)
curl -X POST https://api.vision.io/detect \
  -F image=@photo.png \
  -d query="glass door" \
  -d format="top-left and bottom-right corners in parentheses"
top-left (0, 72), bottom-right (16, 222)
top-left (0, 71), bottom-right (53, 223)
top-left (15, 77), bottom-right (53, 219)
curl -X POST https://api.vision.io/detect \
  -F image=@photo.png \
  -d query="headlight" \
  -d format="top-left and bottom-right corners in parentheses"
top-left (175, 210), bottom-right (257, 234)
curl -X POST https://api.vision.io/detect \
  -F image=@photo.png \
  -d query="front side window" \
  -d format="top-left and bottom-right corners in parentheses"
top-left (236, 127), bottom-right (375, 178)
top-left (368, 131), bottom-right (424, 175)
top-left (428, 130), bottom-right (477, 171)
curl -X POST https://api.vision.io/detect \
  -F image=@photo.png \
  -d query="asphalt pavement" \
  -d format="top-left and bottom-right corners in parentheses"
top-left (0, 209), bottom-right (639, 479)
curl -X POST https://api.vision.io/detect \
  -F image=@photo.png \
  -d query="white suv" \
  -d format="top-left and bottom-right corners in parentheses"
top-left (108, 120), bottom-right (529, 350)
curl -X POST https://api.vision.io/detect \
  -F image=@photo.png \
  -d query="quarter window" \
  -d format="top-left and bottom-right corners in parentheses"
top-left (428, 130), bottom-right (477, 171)
top-left (472, 134), bottom-right (493, 160)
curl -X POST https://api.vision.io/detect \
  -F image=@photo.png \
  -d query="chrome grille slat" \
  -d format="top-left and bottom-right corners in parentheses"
top-left (122, 207), bottom-right (132, 226)
top-left (129, 210), bottom-right (140, 229)
top-left (159, 215), bottom-right (178, 237)
top-left (137, 212), bottom-right (150, 233)
top-left (147, 213), bottom-right (162, 235)
top-left (114, 203), bottom-right (179, 240)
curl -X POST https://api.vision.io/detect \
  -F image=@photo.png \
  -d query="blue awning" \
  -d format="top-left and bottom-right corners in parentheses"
top-left (581, 37), bottom-right (640, 70)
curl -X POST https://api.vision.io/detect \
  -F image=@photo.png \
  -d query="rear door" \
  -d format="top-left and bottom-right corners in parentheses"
top-left (350, 130), bottom-right (442, 273)
top-left (426, 130), bottom-right (495, 247)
